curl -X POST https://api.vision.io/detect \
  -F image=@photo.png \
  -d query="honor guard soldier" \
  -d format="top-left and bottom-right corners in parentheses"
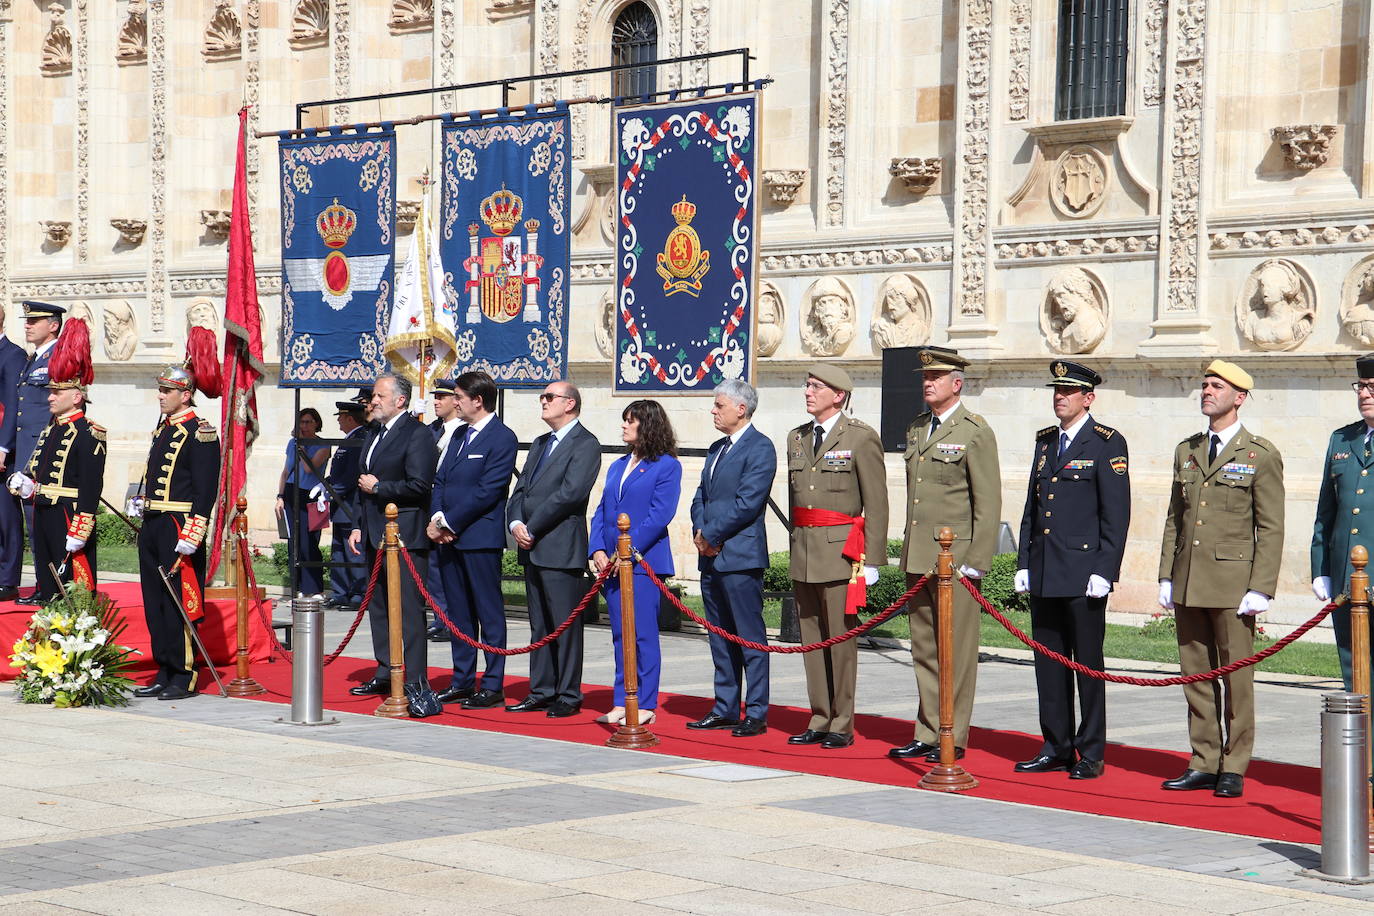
top-left (133, 330), bottom-right (222, 701)
top-left (6, 318), bottom-right (105, 605)
top-left (891, 346), bottom-right (1001, 763)
top-left (1012, 361), bottom-right (1129, 780)
top-left (1158, 360), bottom-right (1284, 799)
top-left (1311, 353), bottom-right (1374, 690)
top-left (2, 301), bottom-right (65, 547)
top-left (786, 365), bottom-right (888, 750)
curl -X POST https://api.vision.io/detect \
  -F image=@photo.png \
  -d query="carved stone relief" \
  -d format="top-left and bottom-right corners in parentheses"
top-left (1210, 222), bottom-right (1374, 253)
top-left (149, 0), bottom-right (167, 331)
top-left (594, 289), bottom-right (614, 358)
top-left (201, 210), bottom-right (231, 240)
top-left (763, 169), bottom-right (806, 207)
top-left (396, 200), bottom-right (420, 233)
top-left (1340, 256), bottom-right (1374, 346)
top-left (822, 0), bottom-right (849, 227)
top-left (102, 300), bottom-right (139, 361)
top-left (889, 158), bottom-right (941, 194)
top-left (954, 1), bottom-right (991, 317)
top-left (204, 0), bottom-right (243, 61)
top-left (756, 280), bottom-right (784, 357)
top-left (997, 233), bottom-right (1157, 261)
top-left (871, 274), bottom-right (932, 351)
top-left (1164, 2), bottom-right (1206, 313)
top-left (111, 218), bottom-right (147, 246)
top-left (41, 3), bottom-right (72, 76)
top-left (332, 0), bottom-right (350, 122)
top-left (290, 0), bottom-right (328, 49)
top-left (800, 277), bottom-right (855, 357)
top-left (75, 0), bottom-right (89, 262)
top-left (1271, 124), bottom-right (1338, 172)
top-left (1042, 268), bottom-right (1108, 354)
top-left (1141, 0), bottom-right (1166, 107)
top-left (40, 220), bottom-right (71, 247)
top-left (1007, 0), bottom-right (1030, 121)
top-left (116, 0), bottom-right (148, 66)
top-left (67, 300), bottom-right (94, 332)
top-left (487, 0), bottom-right (532, 19)
top-left (390, 0), bottom-right (434, 32)
top-left (186, 296), bottom-right (220, 333)
top-left (533, 0), bottom-right (557, 103)
top-left (1236, 258), bottom-right (1315, 352)
top-left (1050, 147), bottom-right (1108, 218)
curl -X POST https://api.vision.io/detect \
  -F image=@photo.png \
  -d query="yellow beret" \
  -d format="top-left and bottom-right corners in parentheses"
top-left (1204, 359), bottom-right (1254, 392)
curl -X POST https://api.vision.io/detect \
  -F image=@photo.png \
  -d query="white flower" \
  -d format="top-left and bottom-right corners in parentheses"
top-left (721, 105), bottom-right (751, 142)
top-left (718, 342), bottom-right (745, 379)
top-left (621, 118), bottom-right (651, 158)
top-left (620, 348), bottom-right (645, 385)
top-left (89, 666), bottom-right (103, 680)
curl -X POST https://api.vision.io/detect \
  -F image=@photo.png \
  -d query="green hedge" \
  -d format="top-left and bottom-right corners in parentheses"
top-left (763, 549), bottom-right (1026, 615)
top-left (95, 505), bottom-right (139, 547)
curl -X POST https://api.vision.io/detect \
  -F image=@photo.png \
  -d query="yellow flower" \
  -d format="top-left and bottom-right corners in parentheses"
top-left (49, 615), bottom-right (72, 635)
top-left (33, 642), bottom-right (68, 679)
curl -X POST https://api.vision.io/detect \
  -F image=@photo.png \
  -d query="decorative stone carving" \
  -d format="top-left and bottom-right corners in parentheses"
top-left (1340, 256), bottom-right (1374, 346)
top-left (203, 0), bottom-right (243, 61)
top-left (396, 200), bottom-right (420, 233)
top-left (954, 1), bottom-right (991, 317)
top-left (332, 0), bottom-right (350, 122)
top-left (200, 210), bottom-right (231, 240)
top-left (1271, 124), bottom-right (1338, 172)
top-left (570, 0), bottom-right (679, 156)
top-left (111, 218), bottom-right (147, 246)
top-left (871, 274), bottom-right (932, 351)
top-left (756, 280), bottom-right (784, 357)
top-left (116, 0), bottom-right (148, 66)
top-left (1141, 0), bottom-right (1166, 106)
top-left (1042, 268), bottom-right (1107, 354)
top-left (533, 0), bottom-right (557, 103)
top-left (40, 3), bottom-right (72, 76)
top-left (889, 158), bottom-right (941, 194)
top-left (1236, 258), bottom-right (1315, 352)
top-left (40, 220), bottom-right (72, 247)
top-left (390, 0), bottom-right (433, 32)
top-left (67, 301), bottom-right (94, 331)
top-left (1050, 146), bottom-right (1108, 218)
top-left (487, 0), bottom-right (532, 19)
top-left (1007, 0), bottom-right (1030, 121)
top-left (822, 0), bottom-right (849, 226)
top-left (800, 277), bottom-right (855, 357)
top-left (1164, 1), bottom-right (1207, 313)
top-left (186, 296), bottom-right (220, 333)
top-left (758, 243), bottom-right (953, 274)
top-left (102, 300), bottom-right (139, 361)
top-left (290, 0), bottom-right (328, 49)
top-left (688, 1), bottom-right (710, 86)
top-left (763, 169), bottom-right (806, 207)
top-left (594, 289), bottom-right (615, 358)
top-left (75, 0), bottom-right (89, 263)
top-left (149, 0), bottom-right (167, 330)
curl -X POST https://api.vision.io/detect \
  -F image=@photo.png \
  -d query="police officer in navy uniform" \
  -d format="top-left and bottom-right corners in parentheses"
top-left (1013, 361), bottom-right (1130, 780)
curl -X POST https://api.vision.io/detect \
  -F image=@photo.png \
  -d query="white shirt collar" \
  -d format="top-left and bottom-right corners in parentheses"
top-left (1207, 417), bottom-right (1242, 450)
top-left (727, 421), bottom-right (753, 446)
top-left (35, 339), bottom-right (56, 359)
top-left (1059, 412), bottom-right (1092, 447)
top-left (467, 412), bottom-right (496, 435)
top-left (381, 412), bottom-right (405, 434)
top-left (814, 412), bottom-right (841, 437)
top-left (933, 400), bottom-right (960, 427)
top-left (441, 417), bottom-right (462, 435)
top-left (549, 417), bottom-right (580, 443)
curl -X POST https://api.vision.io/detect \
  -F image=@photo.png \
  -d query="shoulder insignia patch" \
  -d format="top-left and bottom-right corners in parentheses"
top-left (964, 412), bottom-right (986, 427)
top-left (89, 423), bottom-right (107, 443)
top-left (1036, 425), bottom-right (1057, 439)
top-left (1094, 424), bottom-right (1115, 440)
top-left (195, 421), bottom-right (218, 443)
top-left (847, 417), bottom-right (873, 432)
top-left (1110, 455), bottom-right (1128, 475)
top-left (1248, 435), bottom-right (1275, 453)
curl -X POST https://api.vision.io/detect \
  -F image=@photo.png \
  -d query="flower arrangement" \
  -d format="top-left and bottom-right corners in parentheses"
top-left (9, 584), bottom-right (138, 707)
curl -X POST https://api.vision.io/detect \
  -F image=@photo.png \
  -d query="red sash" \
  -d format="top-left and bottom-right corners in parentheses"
top-left (172, 523), bottom-right (206, 622)
top-left (791, 507), bottom-right (868, 614)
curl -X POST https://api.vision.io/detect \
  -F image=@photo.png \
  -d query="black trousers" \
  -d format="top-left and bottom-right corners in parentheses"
top-left (365, 543), bottom-right (430, 685)
top-left (137, 512), bottom-right (204, 690)
top-left (523, 565), bottom-right (586, 705)
top-left (33, 503), bottom-right (98, 600)
top-left (1029, 593), bottom-right (1107, 762)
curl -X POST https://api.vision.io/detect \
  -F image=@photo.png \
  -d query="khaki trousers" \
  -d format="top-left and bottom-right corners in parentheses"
top-left (1175, 603), bottom-right (1256, 774)
top-left (794, 579), bottom-right (857, 735)
top-left (907, 573), bottom-right (980, 748)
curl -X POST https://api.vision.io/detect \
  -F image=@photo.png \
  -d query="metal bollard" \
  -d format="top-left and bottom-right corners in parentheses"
top-left (282, 595), bottom-right (337, 727)
top-left (1318, 692), bottom-right (1370, 881)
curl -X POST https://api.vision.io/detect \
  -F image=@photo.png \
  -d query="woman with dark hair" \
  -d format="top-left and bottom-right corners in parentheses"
top-left (276, 407), bottom-right (332, 598)
top-left (589, 399), bottom-right (682, 725)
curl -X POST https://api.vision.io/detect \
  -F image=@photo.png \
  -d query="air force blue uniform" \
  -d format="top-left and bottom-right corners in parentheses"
top-left (0, 335), bottom-right (26, 590)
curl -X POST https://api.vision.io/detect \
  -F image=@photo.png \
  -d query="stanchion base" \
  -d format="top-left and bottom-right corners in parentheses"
top-left (606, 725), bottom-right (660, 749)
top-left (225, 678), bottom-right (267, 698)
top-left (1298, 868), bottom-right (1374, 885)
top-left (918, 765), bottom-right (978, 792)
top-left (275, 716), bottom-right (340, 727)
top-left (373, 697), bottom-right (411, 719)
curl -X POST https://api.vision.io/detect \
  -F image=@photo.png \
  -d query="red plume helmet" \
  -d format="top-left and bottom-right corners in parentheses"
top-left (48, 318), bottom-right (94, 391)
top-left (185, 325), bottom-right (222, 399)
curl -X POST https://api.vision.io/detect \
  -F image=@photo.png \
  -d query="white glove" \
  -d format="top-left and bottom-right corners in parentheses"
top-left (1086, 574), bottom-right (1112, 599)
top-left (64, 536), bottom-right (86, 554)
top-left (127, 495), bottom-right (145, 518)
top-left (313, 487), bottom-right (329, 513)
top-left (1158, 579), bottom-right (1174, 610)
top-left (174, 538), bottom-right (197, 556)
top-left (863, 565), bottom-right (879, 586)
top-left (958, 564), bottom-right (985, 580)
top-left (1014, 568), bottom-right (1029, 594)
top-left (409, 396), bottom-right (429, 417)
top-left (1312, 576), bottom-right (1333, 602)
top-left (7, 473), bottom-right (34, 499)
top-left (1238, 590), bottom-right (1269, 617)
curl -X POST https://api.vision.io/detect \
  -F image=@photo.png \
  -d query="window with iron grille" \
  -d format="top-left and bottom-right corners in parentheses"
top-left (1056, 0), bottom-right (1130, 120)
top-left (612, 2), bottom-right (658, 100)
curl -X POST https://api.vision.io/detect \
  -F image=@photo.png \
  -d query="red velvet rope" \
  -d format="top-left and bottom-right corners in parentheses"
top-left (961, 576), bottom-right (1338, 686)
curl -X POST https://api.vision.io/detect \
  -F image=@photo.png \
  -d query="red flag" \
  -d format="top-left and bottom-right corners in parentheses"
top-left (208, 107), bottom-right (266, 579)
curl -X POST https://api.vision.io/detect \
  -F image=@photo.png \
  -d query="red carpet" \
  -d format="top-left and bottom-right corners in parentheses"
top-left (0, 583), bottom-right (272, 678)
top-left (213, 657), bottom-right (1320, 846)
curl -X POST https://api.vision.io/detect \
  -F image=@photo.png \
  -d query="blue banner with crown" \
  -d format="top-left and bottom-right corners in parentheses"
top-left (613, 93), bottom-right (760, 394)
top-left (439, 105), bottom-right (571, 388)
top-left (277, 127), bottom-right (396, 387)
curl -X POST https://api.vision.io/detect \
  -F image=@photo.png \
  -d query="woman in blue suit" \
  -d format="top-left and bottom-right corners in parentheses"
top-left (590, 400), bottom-right (681, 725)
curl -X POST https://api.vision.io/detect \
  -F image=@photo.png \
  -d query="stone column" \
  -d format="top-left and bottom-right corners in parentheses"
top-left (0, 0), bottom-right (11, 312)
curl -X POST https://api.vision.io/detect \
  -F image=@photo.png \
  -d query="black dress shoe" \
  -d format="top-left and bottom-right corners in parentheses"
top-left (157, 685), bottom-right (196, 700)
top-left (461, 688), bottom-right (505, 709)
top-left (924, 746), bottom-right (966, 762)
top-left (1213, 772), bottom-right (1244, 798)
top-left (132, 683), bottom-right (167, 697)
top-left (348, 677), bottom-right (391, 696)
top-left (888, 740), bottom-right (939, 760)
top-left (1161, 768), bottom-right (1218, 791)
top-left (1014, 753), bottom-right (1074, 773)
top-left (546, 700), bottom-right (581, 718)
top-left (787, 729), bottom-right (828, 745)
top-left (15, 594), bottom-right (43, 606)
top-left (731, 717), bottom-right (768, 737)
top-left (505, 696), bottom-right (553, 712)
top-left (821, 732), bottom-right (854, 749)
top-left (1069, 759), bottom-right (1105, 780)
top-left (435, 684), bottom-right (475, 704)
top-left (0, 586), bottom-right (18, 602)
top-left (405, 683), bottom-right (443, 718)
top-left (426, 626), bottom-right (447, 642)
top-left (686, 713), bottom-right (740, 730)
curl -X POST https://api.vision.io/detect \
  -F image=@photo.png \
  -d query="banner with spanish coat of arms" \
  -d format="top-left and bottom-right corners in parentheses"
top-left (614, 93), bottom-right (760, 393)
top-left (277, 127), bottom-right (396, 387)
top-left (440, 105), bottom-right (571, 387)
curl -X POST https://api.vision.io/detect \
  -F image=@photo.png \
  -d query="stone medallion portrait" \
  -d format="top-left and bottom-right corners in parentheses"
top-left (800, 277), bottom-right (855, 357)
top-left (67, 300), bottom-right (94, 331)
top-left (1041, 267), bottom-right (1107, 354)
top-left (1050, 145), bottom-right (1109, 219)
top-left (185, 296), bottom-right (220, 333)
top-left (1340, 255), bottom-right (1374, 346)
top-left (594, 289), bottom-right (615, 358)
top-left (756, 279), bottom-right (784, 357)
top-left (102, 299), bottom-right (138, 361)
top-left (1236, 258), bottom-right (1315, 351)
top-left (870, 273), bottom-right (932, 351)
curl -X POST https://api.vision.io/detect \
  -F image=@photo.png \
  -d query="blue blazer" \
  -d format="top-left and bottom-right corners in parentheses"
top-left (589, 453), bottom-right (682, 575)
top-left (433, 415), bottom-right (518, 550)
top-left (0, 337), bottom-right (25, 457)
top-left (326, 425), bottom-right (366, 526)
top-left (8, 345), bottom-right (50, 470)
top-left (690, 426), bottom-right (777, 572)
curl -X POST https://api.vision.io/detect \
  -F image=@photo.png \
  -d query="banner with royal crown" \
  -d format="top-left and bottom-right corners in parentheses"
top-left (613, 93), bottom-right (760, 393)
top-left (277, 127), bottom-right (396, 387)
top-left (440, 104), bottom-right (571, 387)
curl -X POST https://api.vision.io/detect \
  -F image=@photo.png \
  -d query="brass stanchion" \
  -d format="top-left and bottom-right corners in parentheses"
top-left (919, 527), bottom-right (977, 792)
top-left (1350, 546), bottom-right (1373, 852)
top-left (225, 497), bottom-right (265, 697)
top-left (608, 513), bottom-right (659, 749)
top-left (375, 504), bottom-right (410, 718)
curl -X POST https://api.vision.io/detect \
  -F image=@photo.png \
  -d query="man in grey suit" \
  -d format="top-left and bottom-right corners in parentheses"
top-left (506, 381), bottom-right (601, 717)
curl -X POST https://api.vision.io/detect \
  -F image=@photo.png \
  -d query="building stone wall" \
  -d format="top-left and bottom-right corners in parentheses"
top-left (0, 1), bottom-right (1370, 623)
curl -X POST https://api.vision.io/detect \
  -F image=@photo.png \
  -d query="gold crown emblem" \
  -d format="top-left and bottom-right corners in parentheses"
top-left (919, 350), bottom-right (934, 365)
top-left (1053, 361), bottom-right (1068, 377)
top-left (671, 195), bottom-right (697, 225)
top-left (480, 185), bottom-right (523, 237)
top-left (316, 198), bottom-right (357, 249)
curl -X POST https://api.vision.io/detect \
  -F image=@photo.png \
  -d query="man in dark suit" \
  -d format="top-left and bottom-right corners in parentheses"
top-left (425, 379), bottom-right (461, 639)
top-left (325, 401), bottom-right (367, 610)
top-left (428, 371), bottom-right (518, 707)
top-left (688, 379), bottom-right (777, 737)
top-left (0, 301), bottom-right (27, 601)
top-left (346, 373), bottom-right (439, 714)
top-left (506, 381), bottom-right (601, 717)
top-left (1013, 361), bottom-right (1130, 780)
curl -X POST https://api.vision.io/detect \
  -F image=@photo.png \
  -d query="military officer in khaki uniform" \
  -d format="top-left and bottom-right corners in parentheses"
top-left (1158, 360), bottom-right (1284, 799)
top-left (786, 364), bottom-right (888, 749)
top-left (890, 346), bottom-right (1001, 762)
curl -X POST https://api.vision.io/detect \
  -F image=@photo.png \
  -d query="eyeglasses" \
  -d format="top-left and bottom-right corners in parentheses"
top-left (803, 381), bottom-right (832, 392)
top-left (539, 392), bottom-right (571, 403)
top-left (1353, 383), bottom-right (1374, 394)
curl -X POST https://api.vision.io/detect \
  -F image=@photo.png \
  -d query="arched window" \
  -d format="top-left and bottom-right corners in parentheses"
top-left (612, 2), bottom-right (658, 100)
top-left (1055, 0), bottom-right (1130, 120)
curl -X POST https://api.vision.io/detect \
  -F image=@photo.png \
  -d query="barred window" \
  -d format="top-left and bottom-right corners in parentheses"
top-left (612, 2), bottom-right (658, 100)
top-left (1055, 0), bottom-right (1130, 120)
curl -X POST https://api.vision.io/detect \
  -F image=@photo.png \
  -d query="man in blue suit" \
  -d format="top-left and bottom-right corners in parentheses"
top-left (325, 401), bottom-right (368, 610)
top-left (428, 371), bottom-right (518, 708)
top-left (0, 301), bottom-right (27, 601)
top-left (688, 380), bottom-right (778, 737)
top-left (425, 379), bottom-right (462, 639)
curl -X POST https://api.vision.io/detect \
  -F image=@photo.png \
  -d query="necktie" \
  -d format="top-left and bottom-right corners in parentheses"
top-left (529, 433), bottom-right (555, 480)
top-left (812, 424), bottom-right (824, 456)
top-left (1365, 432), bottom-right (1371, 461)
top-left (1058, 432), bottom-right (1069, 458)
top-left (929, 415), bottom-right (941, 439)
top-left (1208, 433), bottom-right (1220, 465)
top-left (461, 426), bottom-right (474, 452)
top-left (366, 423), bottom-right (388, 468)
top-left (711, 438), bottom-right (732, 479)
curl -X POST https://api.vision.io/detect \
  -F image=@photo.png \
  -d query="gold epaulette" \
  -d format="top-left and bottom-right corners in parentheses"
top-left (1094, 424), bottom-right (1115, 440)
top-left (1036, 425), bottom-right (1057, 439)
top-left (89, 423), bottom-right (107, 443)
top-left (195, 421), bottom-right (218, 443)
